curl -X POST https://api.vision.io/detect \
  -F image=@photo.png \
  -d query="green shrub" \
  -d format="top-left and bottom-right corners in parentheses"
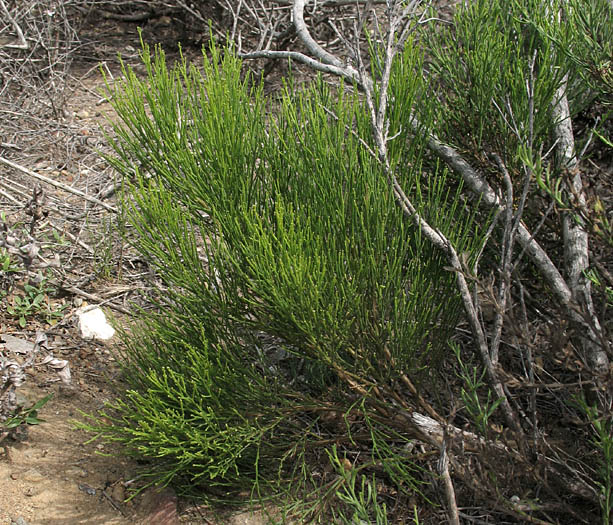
top-left (85, 40), bottom-right (484, 516)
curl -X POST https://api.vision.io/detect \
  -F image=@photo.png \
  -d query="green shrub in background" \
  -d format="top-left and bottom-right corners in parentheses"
top-left (85, 38), bottom-right (484, 518)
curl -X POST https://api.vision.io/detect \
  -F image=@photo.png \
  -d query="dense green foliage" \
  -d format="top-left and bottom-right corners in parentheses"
top-left (427, 0), bottom-right (566, 166)
top-left (92, 38), bottom-right (482, 510)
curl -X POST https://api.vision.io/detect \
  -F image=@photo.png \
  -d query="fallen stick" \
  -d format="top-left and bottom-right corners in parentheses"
top-left (0, 156), bottom-right (117, 213)
top-left (61, 285), bottom-right (133, 316)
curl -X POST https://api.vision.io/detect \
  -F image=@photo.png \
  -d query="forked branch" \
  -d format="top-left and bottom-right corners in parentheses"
top-left (0, 0), bottom-right (28, 50)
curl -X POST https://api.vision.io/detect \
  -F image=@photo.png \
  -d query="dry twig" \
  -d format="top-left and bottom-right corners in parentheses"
top-left (0, 0), bottom-right (28, 49)
top-left (0, 157), bottom-right (117, 213)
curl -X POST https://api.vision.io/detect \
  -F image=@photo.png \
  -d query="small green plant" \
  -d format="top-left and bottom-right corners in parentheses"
top-left (586, 268), bottom-right (613, 306)
top-left (49, 228), bottom-right (69, 246)
top-left (6, 278), bottom-right (66, 328)
top-left (0, 249), bottom-right (20, 275)
top-left (328, 446), bottom-right (389, 525)
top-left (0, 249), bottom-right (20, 302)
top-left (453, 343), bottom-right (502, 438)
top-left (575, 396), bottom-right (613, 525)
top-left (2, 394), bottom-right (53, 432)
top-left (93, 216), bottom-right (126, 279)
top-left (7, 284), bottom-right (46, 328)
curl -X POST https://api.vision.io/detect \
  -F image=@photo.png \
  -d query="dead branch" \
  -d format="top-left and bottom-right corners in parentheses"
top-left (97, 9), bottom-right (155, 22)
top-left (438, 438), bottom-right (460, 525)
top-left (238, 49), bottom-right (360, 83)
top-left (59, 285), bottom-right (133, 315)
top-left (0, 156), bottom-right (117, 213)
top-left (422, 131), bottom-right (576, 306)
top-left (551, 77), bottom-right (610, 378)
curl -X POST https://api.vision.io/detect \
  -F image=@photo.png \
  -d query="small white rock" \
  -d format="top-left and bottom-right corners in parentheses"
top-left (77, 307), bottom-right (115, 341)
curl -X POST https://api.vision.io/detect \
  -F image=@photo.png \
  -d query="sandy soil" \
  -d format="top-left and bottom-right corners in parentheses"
top-left (0, 344), bottom-right (151, 525)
